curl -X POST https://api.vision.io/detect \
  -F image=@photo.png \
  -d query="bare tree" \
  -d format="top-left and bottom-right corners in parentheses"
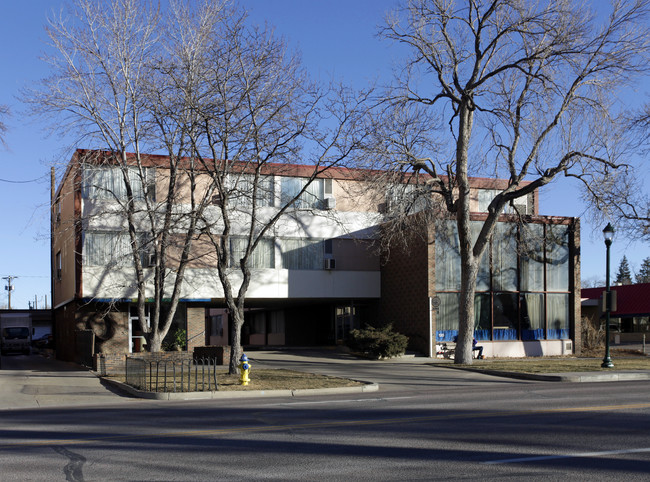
top-left (27, 0), bottom-right (232, 352)
top-left (368, 0), bottom-right (650, 363)
top-left (177, 8), bottom-right (371, 373)
top-left (582, 97), bottom-right (650, 240)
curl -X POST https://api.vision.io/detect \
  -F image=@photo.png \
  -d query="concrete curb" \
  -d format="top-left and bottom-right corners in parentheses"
top-left (102, 377), bottom-right (379, 400)
top-left (434, 364), bottom-right (650, 383)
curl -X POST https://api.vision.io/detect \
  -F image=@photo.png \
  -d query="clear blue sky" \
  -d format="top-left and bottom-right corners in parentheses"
top-left (0, 0), bottom-right (647, 309)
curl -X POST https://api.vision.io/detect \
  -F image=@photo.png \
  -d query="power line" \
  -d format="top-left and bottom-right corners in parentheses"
top-left (0, 173), bottom-right (49, 183)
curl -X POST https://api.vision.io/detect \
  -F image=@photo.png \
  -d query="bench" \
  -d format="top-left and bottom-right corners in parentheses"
top-left (436, 341), bottom-right (483, 359)
top-left (437, 342), bottom-right (456, 359)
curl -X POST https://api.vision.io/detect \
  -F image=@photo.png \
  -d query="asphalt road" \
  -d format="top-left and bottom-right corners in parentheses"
top-left (1, 353), bottom-right (649, 480)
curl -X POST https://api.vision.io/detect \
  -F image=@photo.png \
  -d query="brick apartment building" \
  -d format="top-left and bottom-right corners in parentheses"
top-left (52, 149), bottom-right (581, 363)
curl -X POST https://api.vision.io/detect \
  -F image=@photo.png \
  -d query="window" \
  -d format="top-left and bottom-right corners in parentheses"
top-left (82, 165), bottom-right (155, 201)
top-left (521, 293), bottom-right (545, 340)
top-left (478, 189), bottom-right (498, 213)
top-left (209, 314), bottom-right (223, 337)
top-left (386, 183), bottom-right (430, 214)
top-left (280, 177), bottom-right (323, 209)
top-left (269, 311), bottom-right (285, 334)
top-left (229, 237), bottom-right (275, 269)
top-left (547, 294), bottom-right (570, 339)
top-left (520, 224), bottom-right (545, 291)
top-left (435, 221), bottom-right (462, 291)
top-left (474, 293), bottom-right (491, 340)
top-left (546, 224), bottom-right (570, 291)
top-left (435, 293), bottom-right (459, 341)
top-left (83, 232), bottom-right (152, 267)
top-left (55, 251), bottom-right (62, 280)
top-left (250, 312), bottom-right (266, 335)
top-left (493, 293), bottom-right (518, 340)
top-left (492, 223), bottom-right (518, 292)
top-left (229, 173), bottom-right (274, 208)
top-left (477, 189), bottom-right (529, 214)
top-left (435, 220), bottom-right (572, 342)
top-left (471, 222), bottom-right (491, 291)
top-left (280, 238), bottom-right (323, 270)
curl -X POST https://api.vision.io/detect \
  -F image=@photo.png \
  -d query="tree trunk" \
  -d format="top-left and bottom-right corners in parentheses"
top-left (454, 98), bottom-right (476, 365)
top-left (228, 308), bottom-right (244, 374)
top-left (150, 331), bottom-right (163, 353)
top-left (456, 262), bottom-right (478, 364)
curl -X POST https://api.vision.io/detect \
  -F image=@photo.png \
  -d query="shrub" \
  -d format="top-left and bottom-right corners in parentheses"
top-left (347, 324), bottom-right (408, 359)
top-left (581, 316), bottom-right (604, 352)
top-left (162, 328), bottom-right (187, 351)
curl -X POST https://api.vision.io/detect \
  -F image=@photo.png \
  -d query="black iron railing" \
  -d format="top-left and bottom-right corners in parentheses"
top-left (125, 356), bottom-right (220, 392)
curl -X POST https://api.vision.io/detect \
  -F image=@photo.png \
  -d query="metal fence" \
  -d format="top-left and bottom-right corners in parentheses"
top-left (125, 356), bottom-right (220, 393)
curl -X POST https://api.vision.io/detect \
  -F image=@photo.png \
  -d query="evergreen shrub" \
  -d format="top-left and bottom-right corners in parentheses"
top-left (347, 324), bottom-right (408, 359)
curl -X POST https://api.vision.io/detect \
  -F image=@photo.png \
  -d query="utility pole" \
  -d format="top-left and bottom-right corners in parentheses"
top-left (2, 276), bottom-right (17, 310)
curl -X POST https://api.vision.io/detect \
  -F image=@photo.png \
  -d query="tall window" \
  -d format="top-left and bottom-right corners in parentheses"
top-left (492, 223), bottom-right (518, 292)
top-left (435, 221), bottom-right (461, 291)
top-left (546, 224), bottom-right (570, 291)
top-left (520, 224), bottom-right (545, 291)
top-left (55, 251), bottom-right (62, 280)
top-left (82, 165), bottom-right (155, 201)
top-left (435, 220), bottom-right (572, 342)
top-left (280, 177), bottom-right (323, 209)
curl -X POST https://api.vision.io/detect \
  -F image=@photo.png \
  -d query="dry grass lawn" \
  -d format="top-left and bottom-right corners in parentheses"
top-left (217, 369), bottom-right (363, 391)
top-left (451, 348), bottom-right (650, 374)
top-left (106, 368), bottom-right (362, 393)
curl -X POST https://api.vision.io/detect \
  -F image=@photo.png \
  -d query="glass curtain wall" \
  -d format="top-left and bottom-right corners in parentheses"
top-left (435, 220), bottom-right (571, 342)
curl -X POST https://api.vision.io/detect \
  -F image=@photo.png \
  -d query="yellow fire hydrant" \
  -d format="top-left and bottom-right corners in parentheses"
top-left (239, 354), bottom-right (251, 386)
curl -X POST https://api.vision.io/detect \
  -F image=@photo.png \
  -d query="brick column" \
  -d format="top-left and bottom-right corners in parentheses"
top-left (186, 306), bottom-right (206, 351)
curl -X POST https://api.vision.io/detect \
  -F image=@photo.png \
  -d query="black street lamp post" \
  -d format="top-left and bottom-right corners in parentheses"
top-left (602, 223), bottom-right (615, 369)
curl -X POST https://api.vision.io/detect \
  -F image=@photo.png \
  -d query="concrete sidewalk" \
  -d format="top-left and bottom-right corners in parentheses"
top-left (0, 354), bottom-right (137, 410)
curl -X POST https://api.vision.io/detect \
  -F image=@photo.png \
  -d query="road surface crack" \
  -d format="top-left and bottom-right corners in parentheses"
top-left (52, 445), bottom-right (86, 481)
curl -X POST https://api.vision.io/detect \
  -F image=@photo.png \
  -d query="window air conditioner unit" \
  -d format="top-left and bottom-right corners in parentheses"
top-left (325, 197), bottom-right (336, 210)
top-left (324, 258), bottom-right (336, 270)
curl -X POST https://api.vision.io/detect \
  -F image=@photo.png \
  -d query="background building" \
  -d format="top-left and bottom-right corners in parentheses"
top-left (582, 283), bottom-right (650, 343)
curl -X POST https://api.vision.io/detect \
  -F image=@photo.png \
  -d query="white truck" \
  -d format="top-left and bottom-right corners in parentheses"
top-left (0, 314), bottom-right (33, 355)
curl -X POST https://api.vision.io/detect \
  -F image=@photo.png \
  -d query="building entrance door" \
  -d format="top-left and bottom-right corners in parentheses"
top-left (129, 305), bottom-right (150, 353)
top-left (335, 305), bottom-right (358, 343)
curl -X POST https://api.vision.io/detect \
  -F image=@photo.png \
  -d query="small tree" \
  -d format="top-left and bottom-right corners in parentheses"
top-left (636, 257), bottom-right (650, 284)
top-left (615, 256), bottom-right (633, 285)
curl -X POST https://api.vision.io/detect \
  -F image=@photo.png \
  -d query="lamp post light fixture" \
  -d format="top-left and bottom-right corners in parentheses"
top-left (602, 223), bottom-right (615, 369)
